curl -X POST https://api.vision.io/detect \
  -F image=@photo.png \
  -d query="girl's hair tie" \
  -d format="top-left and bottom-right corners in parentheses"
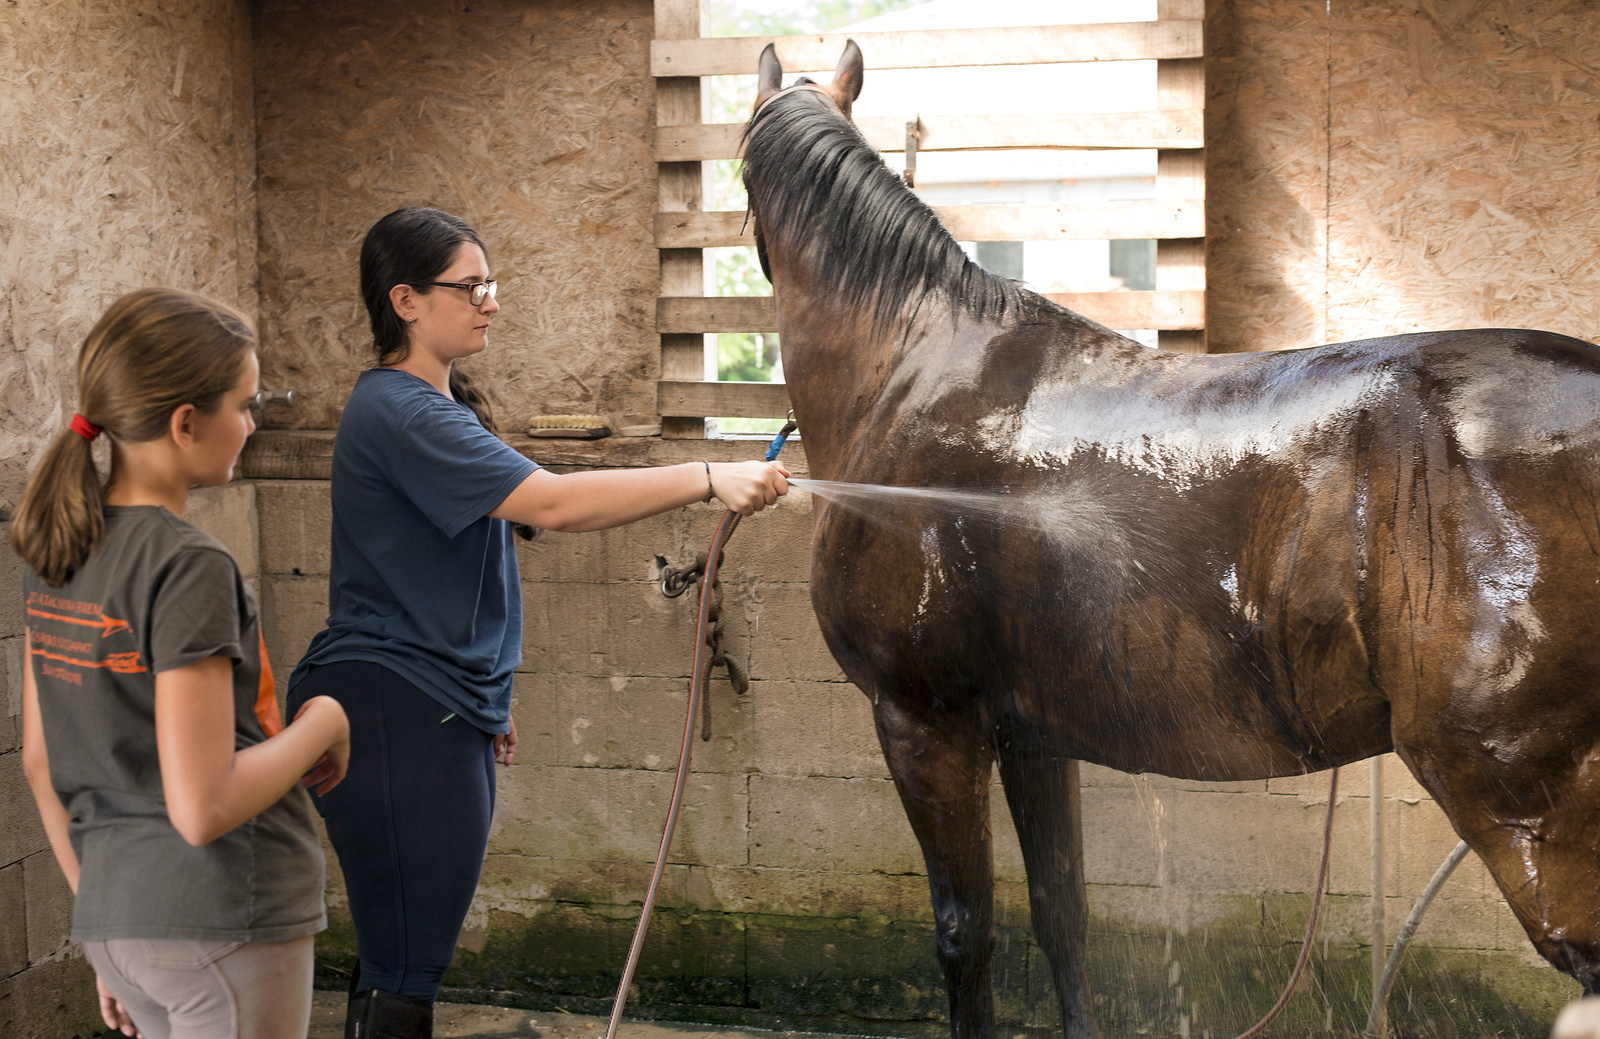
top-left (69, 413), bottom-right (102, 442)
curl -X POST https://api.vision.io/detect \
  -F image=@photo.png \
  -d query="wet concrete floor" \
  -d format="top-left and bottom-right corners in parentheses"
top-left (308, 990), bottom-right (867, 1039)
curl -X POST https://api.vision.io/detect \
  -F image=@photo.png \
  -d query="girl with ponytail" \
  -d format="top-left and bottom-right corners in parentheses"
top-left (15, 289), bottom-right (350, 1039)
top-left (287, 207), bottom-right (789, 1036)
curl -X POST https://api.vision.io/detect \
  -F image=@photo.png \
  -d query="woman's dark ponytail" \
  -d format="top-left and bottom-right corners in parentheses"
top-left (447, 368), bottom-right (498, 433)
top-left (11, 289), bottom-right (255, 585)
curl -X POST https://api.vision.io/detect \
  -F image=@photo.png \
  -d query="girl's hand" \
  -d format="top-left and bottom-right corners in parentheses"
top-left (300, 750), bottom-right (347, 796)
top-left (97, 975), bottom-right (143, 1037)
top-left (494, 714), bottom-right (519, 766)
top-left (709, 460), bottom-right (790, 515)
top-left (295, 696), bottom-right (351, 795)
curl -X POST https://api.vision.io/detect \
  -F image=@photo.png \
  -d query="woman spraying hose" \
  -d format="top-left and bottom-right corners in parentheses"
top-left (15, 289), bottom-right (352, 1038)
top-left (286, 206), bottom-right (787, 1037)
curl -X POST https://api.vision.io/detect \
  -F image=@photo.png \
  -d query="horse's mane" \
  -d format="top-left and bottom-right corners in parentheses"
top-left (742, 87), bottom-right (1038, 338)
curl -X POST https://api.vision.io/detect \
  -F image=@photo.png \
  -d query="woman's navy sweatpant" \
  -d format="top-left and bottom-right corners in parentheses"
top-left (287, 660), bottom-right (496, 1003)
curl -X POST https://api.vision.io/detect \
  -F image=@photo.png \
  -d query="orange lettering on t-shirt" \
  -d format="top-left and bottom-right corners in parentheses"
top-left (30, 630), bottom-right (95, 656)
top-left (39, 662), bottom-right (83, 685)
top-left (26, 590), bottom-right (102, 616)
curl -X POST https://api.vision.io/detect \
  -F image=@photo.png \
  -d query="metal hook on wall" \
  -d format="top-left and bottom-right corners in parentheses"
top-left (903, 115), bottom-right (923, 188)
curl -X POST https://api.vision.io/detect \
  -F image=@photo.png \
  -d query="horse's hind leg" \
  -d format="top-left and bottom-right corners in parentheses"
top-left (874, 694), bottom-right (998, 1039)
top-left (996, 745), bottom-right (1100, 1039)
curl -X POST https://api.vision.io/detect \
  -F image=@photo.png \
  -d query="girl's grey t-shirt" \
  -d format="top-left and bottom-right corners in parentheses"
top-left (25, 506), bottom-right (326, 943)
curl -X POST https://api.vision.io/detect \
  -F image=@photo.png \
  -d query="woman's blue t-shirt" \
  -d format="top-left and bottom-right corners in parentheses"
top-left (288, 368), bottom-right (538, 732)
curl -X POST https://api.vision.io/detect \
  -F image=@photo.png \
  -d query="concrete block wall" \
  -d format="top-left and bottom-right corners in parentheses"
top-left (253, 476), bottom-right (1580, 1038)
top-left (0, 522), bottom-right (98, 1038)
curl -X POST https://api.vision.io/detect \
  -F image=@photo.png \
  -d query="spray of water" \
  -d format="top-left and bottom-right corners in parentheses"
top-left (788, 476), bottom-right (1133, 543)
top-left (787, 475), bottom-right (1202, 599)
top-left (790, 476), bottom-right (1022, 522)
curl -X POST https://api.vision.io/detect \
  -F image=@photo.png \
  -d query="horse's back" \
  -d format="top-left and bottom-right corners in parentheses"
top-left (1337, 326), bottom-right (1600, 459)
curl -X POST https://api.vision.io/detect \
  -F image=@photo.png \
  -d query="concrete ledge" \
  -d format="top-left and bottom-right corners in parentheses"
top-left (240, 430), bottom-right (812, 481)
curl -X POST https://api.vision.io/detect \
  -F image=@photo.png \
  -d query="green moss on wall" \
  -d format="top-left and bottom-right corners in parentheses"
top-left (314, 893), bottom-right (1577, 1037)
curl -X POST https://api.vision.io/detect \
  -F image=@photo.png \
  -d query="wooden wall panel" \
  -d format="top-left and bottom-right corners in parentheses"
top-left (652, 20), bottom-right (1203, 76)
top-left (1204, 0), bottom-right (1329, 354)
top-left (1155, 0), bottom-right (1204, 354)
top-left (1208, 1), bottom-right (1600, 355)
top-left (657, 110), bottom-right (1203, 161)
top-left (1324, 3), bottom-right (1600, 343)
top-left (254, 0), bottom-right (658, 432)
top-left (0, 0), bottom-right (258, 508)
top-left (658, 201), bottom-right (1204, 248)
top-left (653, 0), bottom-right (709, 440)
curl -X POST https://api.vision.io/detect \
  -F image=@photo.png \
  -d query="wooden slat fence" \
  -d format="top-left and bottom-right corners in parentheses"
top-left (652, 0), bottom-right (1205, 434)
top-left (651, 21), bottom-right (1202, 75)
top-left (657, 110), bottom-right (1202, 162)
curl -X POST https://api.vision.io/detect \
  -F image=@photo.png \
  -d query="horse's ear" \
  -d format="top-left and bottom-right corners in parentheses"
top-left (831, 39), bottom-right (864, 105)
top-left (757, 43), bottom-right (783, 102)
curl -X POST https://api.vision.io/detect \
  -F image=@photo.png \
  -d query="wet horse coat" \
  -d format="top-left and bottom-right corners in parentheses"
top-left (745, 43), bottom-right (1600, 1039)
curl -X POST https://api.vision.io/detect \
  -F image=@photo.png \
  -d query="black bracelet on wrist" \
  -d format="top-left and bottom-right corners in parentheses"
top-left (703, 460), bottom-right (714, 503)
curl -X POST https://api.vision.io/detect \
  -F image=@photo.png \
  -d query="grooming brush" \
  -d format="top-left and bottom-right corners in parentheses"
top-left (527, 415), bottom-right (612, 438)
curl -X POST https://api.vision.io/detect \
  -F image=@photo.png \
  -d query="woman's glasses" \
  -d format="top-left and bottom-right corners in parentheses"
top-left (425, 279), bottom-right (498, 306)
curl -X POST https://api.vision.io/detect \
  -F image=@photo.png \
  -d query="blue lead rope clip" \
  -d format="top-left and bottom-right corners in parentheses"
top-left (765, 411), bottom-right (798, 462)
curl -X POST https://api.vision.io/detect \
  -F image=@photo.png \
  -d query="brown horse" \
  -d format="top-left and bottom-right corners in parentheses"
top-left (744, 41), bottom-right (1600, 1039)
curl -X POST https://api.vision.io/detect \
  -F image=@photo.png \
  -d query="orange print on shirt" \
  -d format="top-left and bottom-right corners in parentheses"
top-left (255, 630), bottom-right (283, 736)
top-left (26, 592), bottom-right (144, 677)
top-left (26, 605), bottom-right (132, 638)
top-left (29, 646), bottom-right (147, 673)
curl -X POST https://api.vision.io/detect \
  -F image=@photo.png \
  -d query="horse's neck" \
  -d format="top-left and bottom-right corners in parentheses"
top-left (774, 283), bottom-right (887, 479)
top-left (774, 264), bottom-right (1009, 480)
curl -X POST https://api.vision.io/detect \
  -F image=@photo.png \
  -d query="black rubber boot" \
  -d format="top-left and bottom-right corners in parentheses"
top-left (345, 987), bottom-right (434, 1039)
top-left (343, 963), bottom-right (363, 1039)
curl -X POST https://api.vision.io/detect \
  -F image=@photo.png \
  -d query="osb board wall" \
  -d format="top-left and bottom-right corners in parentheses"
top-left (0, 0), bottom-right (258, 511)
top-left (1205, 0), bottom-right (1329, 354)
top-left (1326, 2), bottom-right (1600, 341)
top-left (1206, 0), bottom-right (1600, 353)
top-left (0, 3), bottom-right (256, 1033)
top-left (252, 0), bottom-right (659, 432)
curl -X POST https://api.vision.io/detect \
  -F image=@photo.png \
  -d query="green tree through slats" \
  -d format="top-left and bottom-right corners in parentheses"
top-left (705, 2), bottom-right (931, 431)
